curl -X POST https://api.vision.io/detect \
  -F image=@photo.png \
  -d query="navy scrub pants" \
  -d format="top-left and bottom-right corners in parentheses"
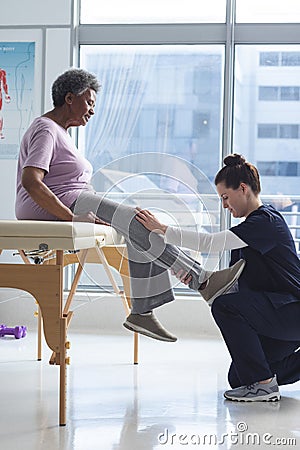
top-left (211, 288), bottom-right (300, 387)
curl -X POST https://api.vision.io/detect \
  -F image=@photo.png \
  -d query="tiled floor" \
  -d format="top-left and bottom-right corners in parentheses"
top-left (0, 332), bottom-right (299, 449)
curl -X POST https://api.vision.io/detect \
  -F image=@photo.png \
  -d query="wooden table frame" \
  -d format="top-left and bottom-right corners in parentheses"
top-left (0, 243), bottom-right (138, 426)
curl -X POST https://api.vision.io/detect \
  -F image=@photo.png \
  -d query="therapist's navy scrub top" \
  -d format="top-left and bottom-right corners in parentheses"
top-left (230, 204), bottom-right (300, 308)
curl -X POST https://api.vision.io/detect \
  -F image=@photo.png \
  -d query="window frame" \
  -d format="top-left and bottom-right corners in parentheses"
top-left (76, 0), bottom-right (300, 270)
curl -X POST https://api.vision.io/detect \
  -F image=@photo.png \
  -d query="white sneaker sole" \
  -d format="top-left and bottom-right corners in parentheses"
top-left (207, 260), bottom-right (246, 306)
top-left (224, 392), bottom-right (280, 402)
top-left (123, 320), bottom-right (177, 342)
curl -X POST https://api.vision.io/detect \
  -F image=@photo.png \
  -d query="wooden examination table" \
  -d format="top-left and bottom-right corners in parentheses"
top-left (0, 220), bottom-right (137, 426)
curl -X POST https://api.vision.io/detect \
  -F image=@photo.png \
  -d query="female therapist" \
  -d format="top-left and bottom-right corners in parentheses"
top-left (136, 153), bottom-right (300, 402)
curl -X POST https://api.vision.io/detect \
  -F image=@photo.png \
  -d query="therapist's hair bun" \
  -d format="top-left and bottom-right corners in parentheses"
top-left (215, 153), bottom-right (261, 194)
top-left (223, 153), bottom-right (246, 167)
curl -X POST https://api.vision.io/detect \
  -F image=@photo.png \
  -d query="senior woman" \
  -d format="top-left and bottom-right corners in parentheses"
top-left (15, 68), bottom-right (245, 342)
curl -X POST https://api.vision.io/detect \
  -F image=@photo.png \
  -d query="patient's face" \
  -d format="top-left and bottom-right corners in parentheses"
top-left (68, 88), bottom-right (97, 127)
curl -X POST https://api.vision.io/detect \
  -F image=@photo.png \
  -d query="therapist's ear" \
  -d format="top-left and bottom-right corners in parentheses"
top-left (240, 183), bottom-right (247, 193)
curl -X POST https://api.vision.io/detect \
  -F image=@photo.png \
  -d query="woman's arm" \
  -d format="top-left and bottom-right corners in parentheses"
top-left (135, 208), bottom-right (247, 252)
top-left (22, 166), bottom-right (104, 223)
top-left (22, 167), bottom-right (74, 220)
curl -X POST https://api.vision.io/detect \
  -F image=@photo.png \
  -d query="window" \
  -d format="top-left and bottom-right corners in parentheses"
top-left (259, 87), bottom-right (279, 101)
top-left (80, 45), bottom-right (224, 184)
top-left (257, 124), bottom-right (299, 139)
top-left (260, 51), bottom-right (300, 67)
top-left (278, 162), bottom-right (298, 176)
top-left (259, 86), bottom-right (300, 101)
top-left (258, 161), bottom-right (300, 176)
top-left (257, 124), bottom-right (278, 138)
top-left (282, 52), bottom-right (300, 66)
top-left (80, 0), bottom-right (226, 24)
top-left (259, 52), bottom-right (279, 66)
top-left (280, 87), bottom-right (300, 101)
top-left (257, 161), bottom-right (276, 176)
top-left (78, 1), bottom-right (300, 289)
top-left (279, 125), bottom-right (299, 139)
top-left (236, 0), bottom-right (300, 23)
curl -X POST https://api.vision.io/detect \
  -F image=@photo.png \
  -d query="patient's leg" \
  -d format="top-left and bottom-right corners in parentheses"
top-left (74, 193), bottom-right (209, 300)
top-left (72, 191), bottom-right (244, 342)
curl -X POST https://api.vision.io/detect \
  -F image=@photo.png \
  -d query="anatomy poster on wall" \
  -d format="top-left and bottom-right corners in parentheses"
top-left (0, 42), bottom-right (35, 159)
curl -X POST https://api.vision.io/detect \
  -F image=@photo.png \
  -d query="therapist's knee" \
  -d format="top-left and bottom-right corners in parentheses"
top-left (211, 294), bottom-right (227, 321)
top-left (211, 292), bottom-right (240, 323)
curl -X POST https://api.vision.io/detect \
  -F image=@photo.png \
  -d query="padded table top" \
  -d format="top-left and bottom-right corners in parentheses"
top-left (0, 220), bottom-right (124, 250)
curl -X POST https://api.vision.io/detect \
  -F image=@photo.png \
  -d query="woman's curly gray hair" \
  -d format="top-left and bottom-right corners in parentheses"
top-left (52, 68), bottom-right (101, 107)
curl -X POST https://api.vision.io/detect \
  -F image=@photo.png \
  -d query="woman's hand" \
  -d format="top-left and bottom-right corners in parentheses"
top-left (73, 211), bottom-right (110, 225)
top-left (135, 207), bottom-right (168, 234)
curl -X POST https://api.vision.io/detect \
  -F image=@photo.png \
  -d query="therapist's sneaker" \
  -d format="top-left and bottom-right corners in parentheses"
top-left (123, 312), bottom-right (177, 342)
top-left (224, 376), bottom-right (280, 402)
top-left (199, 259), bottom-right (246, 306)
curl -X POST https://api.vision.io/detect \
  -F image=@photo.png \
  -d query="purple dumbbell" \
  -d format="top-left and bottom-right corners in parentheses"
top-left (0, 324), bottom-right (27, 339)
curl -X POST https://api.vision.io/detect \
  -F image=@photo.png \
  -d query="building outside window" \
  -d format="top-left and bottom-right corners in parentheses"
top-left (233, 45), bottom-right (300, 197)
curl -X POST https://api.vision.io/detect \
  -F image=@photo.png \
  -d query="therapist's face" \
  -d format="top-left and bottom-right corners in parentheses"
top-left (216, 182), bottom-right (249, 218)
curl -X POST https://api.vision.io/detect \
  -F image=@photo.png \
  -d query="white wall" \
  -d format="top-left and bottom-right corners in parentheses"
top-left (0, 0), bottom-right (71, 26)
top-left (0, 0), bottom-right (73, 219)
top-left (0, 0), bottom-right (76, 326)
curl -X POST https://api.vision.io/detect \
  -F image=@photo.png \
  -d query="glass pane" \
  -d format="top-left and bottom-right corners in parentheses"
top-left (278, 161), bottom-right (298, 176)
top-left (259, 87), bottom-right (279, 100)
top-left (279, 124), bottom-right (299, 139)
top-left (80, 0), bottom-right (226, 24)
top-left (280, 87), bottom-right (300, 101)
top-left (236, 0), bottom-right (300, 23)
top-left (259, 52), bottom-right (279, 66)
top-left (80, 45), bottom-right (224, 181)
top-left (257, 124), bottom-right (278, 138)
top-left (257, 161), bottom-right (277, 176)
top-left (282, 52), bottom-right (300, 66)
top-left (79, 45), bottom-right (224, 274)
top-left (233, 45), bottom-right (300, 200)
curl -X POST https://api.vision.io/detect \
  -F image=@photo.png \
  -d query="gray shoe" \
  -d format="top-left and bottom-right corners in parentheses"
top-left (123, 312), bottom-right (177, 342)
top-left (200, 259), bottom-right (246, 306)
top-left (224, 376), bottom-right (280, 402)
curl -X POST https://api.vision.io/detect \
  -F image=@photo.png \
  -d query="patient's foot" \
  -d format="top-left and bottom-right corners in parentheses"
top-left (199, 259), bottom-right (246, 306)
top-left (123, 312), bottom-right (177, 342)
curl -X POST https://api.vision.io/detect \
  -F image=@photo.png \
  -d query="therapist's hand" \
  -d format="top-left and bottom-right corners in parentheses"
top-left (135, 207), bottom-right (168, 234)
top-left (171, 268), bottom-right (192, 285)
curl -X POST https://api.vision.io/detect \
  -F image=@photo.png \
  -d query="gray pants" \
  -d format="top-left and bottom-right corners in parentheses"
top-left (72, 191), bottom-right (206, 313)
